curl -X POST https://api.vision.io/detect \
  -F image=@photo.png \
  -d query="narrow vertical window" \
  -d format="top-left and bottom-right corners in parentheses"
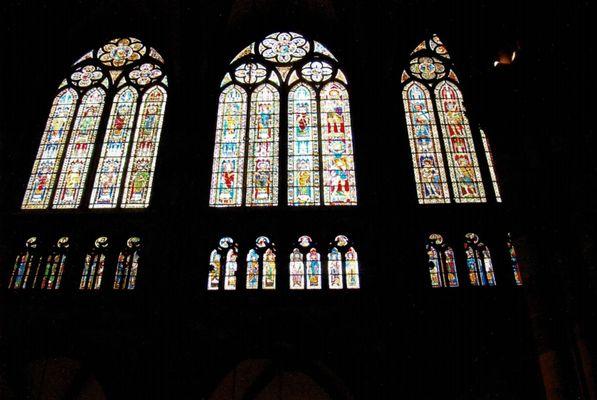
top-left (403, 82), bottom-right (450, 203)
top-left (246, 236), bottom-right (276, 289)
top-left (53, 87), bottom-right (106, 208)
top-left (320, 82), bottom-right (357, 205)
top-left (113, 237), bottom-right (141, 290)
top-left (8, 237), bottom-right (41, 289)
top-left (22, 89), bottom-right (78, 209)
top-left (207, 237), bottom-right (238, 290)
top-left (464, 233), bottom-right (496, 286)
top-left (210, 85), bottom-right (248, 207)
top-left (507, 234), bottom-right (523, 286)
top-left (122, 85), bottom-right (167, 208)
top-left (435, 81), bottom-right (486, 203)
top-left (289, 236), bottom-right (321, 290)
top-left (80, 237), bottom-right (108, 290)
top-left (246, 84), bottom-right (279, 206)
top-left (288, 84), bottom-right (320, 205)
top-left (345, 246), bottom-right (360, 289)
top-left (289, 248), bottom-right (305, 289)
top-left (40, 237), bottom-right (69, 290)
top-left (327, 235), bottom-right (360, 289)
top-left (426, 234), bottom-right (458, 288)
top-left (480, 128), bottom-right (502, 202)
top-left (90, 87), bottom-right (138, 207)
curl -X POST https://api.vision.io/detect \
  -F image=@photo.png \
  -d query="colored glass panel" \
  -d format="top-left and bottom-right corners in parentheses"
top-left (210, 85), bottom-right (247, 207)
top-left (122, 85), bottom-right (167, 208)
top-left (289, 249), bottom-right (305, 289)
top-left (53, 88), bottom-right (106, 208)
top-left (262, 248), bottom-right (276, 289)
top-left (435, 81), bottom-right (486, 203)
top-left (224, 248), bottom-right (238, 290)
top-left (403, 82), bottom-right (449, 203)
top-left (306, 248), bottom-right (322, 289)
top-left (246, 84), bottom-right (279, 206)
top-left (427, 245), bottom-right (442, 287)
top-left (288, 83), bottom-right (320, 205)
top-left (90, 86), bottom-right (139, 208)
top-left (320, 82), bottom-right (357, 205)
top-left (328, 247), bottom-right (343, 289)
top-left (508, 240), bottom-right (523, 286)
top-left (113, 238), bottom-right (140, 290)
top-left (480, 129), bottom-right (502, 202)
top-left (208, 250), bottom-right (221, 290)
top-left (444, 247), bottom-right (459, 287)
top-left (246, 249), bottom-right (259, 289)
top-left (80, 253), bottom-right (105, 290)
top-left (23, 89), bottom-right (79, 209)
top-left (345, 247), bottom-right (360, 289)
top-left (481, 245), bottom-right (496, 286)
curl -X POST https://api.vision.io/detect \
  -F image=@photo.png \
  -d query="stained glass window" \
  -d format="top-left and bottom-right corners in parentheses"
top-left (480, 129), bottom-right (502, 202)
top-left (113, 237), bottom-right (141, 290)
top-left (328, 235), bottom-right (360, 289)
top-left (80, 237), bottom-right (108, 290)
top-left (39, 237), bottom-right (70, 290)
top-left (426, 234), bottom-right (459, 288)
top-left (246, 236), bottom-right (276, 289)
top-left (289, 236), bottom-right (321, 289)
top-left (246, 84), bottom-right (279, 206)
top-left (22, 37), bottom-right (167, 210)
top-left (208, 237), bottom-right (239, 290)
top-left (507, 234), bottom-right (523, 286)
top-left (402, 35), bottom-right (488, 204)
top-left (464, 233), bottom-right (496, 286)
top-left (209, 32), bottom-right (358, 207)
top-left (288, 84), bottom-right (320, 205)
top-left (8, 237), bottom-right (41, 289)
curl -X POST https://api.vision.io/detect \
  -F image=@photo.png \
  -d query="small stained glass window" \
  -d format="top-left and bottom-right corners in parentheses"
top-left (113, 237), bottom-right (141, 290)
top-left (80, 237), bottom-right (109, 290)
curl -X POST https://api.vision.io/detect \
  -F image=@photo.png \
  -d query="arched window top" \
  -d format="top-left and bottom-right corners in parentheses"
top-left (22, 37), bottom-right (168, 210)
top-left (221, 32), bottom-right (347, 90)
top-left (402, 34), bottom-right (458, 85)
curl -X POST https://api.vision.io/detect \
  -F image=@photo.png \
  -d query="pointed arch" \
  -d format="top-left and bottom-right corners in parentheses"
top-left (21, 37), bottom-right (167, 210)
top-left (210, 85), bottom-right (248, 207)
top-left (402, 35), bottom-right (488, 204)
top-left (90, 86), bottom-right (139, 208)
top-left (209, 32), bottom-right (358, 208)
top-left (426, 234), bottom-right (458, 288)
top-left (113, 237), bottom-right (141, 290)
top-left (246, 83), bottom-right (280, 206)
top-left (80, 237), bottom-right (109, 290)
top-left (207, 237), bottom-right (239, 290)
top-left (289, 236), bottom-right (322, 289)
top-left (121, 85), bottom-right (167, 208)
top-left (22, 89), bottom-right (79, 209)
top-left (288, 83), bottom-right (320, 206)
top-left (246, 236), bottom-right (276, 289)
top-left (464, 233), bottom-right (496, 286)
top-left (8, 237), bottom-right (41, 289)
top-left (327, 235), bottom-right (360, 289)
top-left (39, 237), bottom-right (70, 290)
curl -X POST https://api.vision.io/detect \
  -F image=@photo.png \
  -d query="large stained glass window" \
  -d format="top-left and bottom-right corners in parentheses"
top-left (507, 234), bottom-right (523, 286)
top-left (39, 237), bottom-right (70, 290)
top-left (464, 233), bottom-right (496, 286)
top-left (402, 35), bottom-right (488, 204)
top-left (113, 237), bottom-right (141, 290)
top-left (208, 237), bottom-right (239, 290)
top-left (289, 236), bottom-right (322, 290)
top-left (480, 128), bottom-right (502, 202)
top-left (246, 236), bottom-right (276, 289)
top-left (80, 237), bottom-right (109, 290)
top-left (8, 237), bottom-right (41, 289)
top-left (209, 32), bottom-right (358, 207)
top-left (328, 235), bottom-right (360, 289)
top-left (426, 234), bottom-right (458, 288)
top-left (22, 37), bottom-right (168, 210)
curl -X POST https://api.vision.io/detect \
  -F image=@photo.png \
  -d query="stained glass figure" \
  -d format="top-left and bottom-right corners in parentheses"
top-left (480, 128), bottom-right (502, 202)
top-left (22, 37), bottom-right (167, 210)
top-left (289, 248), bottom-right (305, 289)
top-left (320, 83), bottom-right (357, 205)
top-left (246, 236), bottom-right (276, 289)
top-left (327, 235), bottom-right (360, 289)
top-left (210, 32), bottom-right (357, 207)
top-left (426, 234), bottom-right (458, 288)
top-left (210, 85), bottom-right (248, 206)
top-left (246, 84), bottom-right (279, 206)
top-left (402, 35), bottom-right (488, 204)
top-left (113, 237), bottom-right (141, 290)
top-left (208, 237), bottom-right (238, 290)
top-left (39, 237), bottom-right (69, 290)
top-left (289, 236), bottom-right (321, 290)
top-left (288, 84), bottom-right (319, 205)
top-left (121, 86), bottom-right (167, 208)
top-left (8, 237), bottom-right (41, 289)
top-left (403, 82), bottom-right (449, 203)
top-left (80, 237), bottom-right (109, 290)
top-left (464, 233), bottom-right (496, 287)
top-left (507, 234), bottom-right (523, 286)
top-left (90, 87), bottom-right (138, 207)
